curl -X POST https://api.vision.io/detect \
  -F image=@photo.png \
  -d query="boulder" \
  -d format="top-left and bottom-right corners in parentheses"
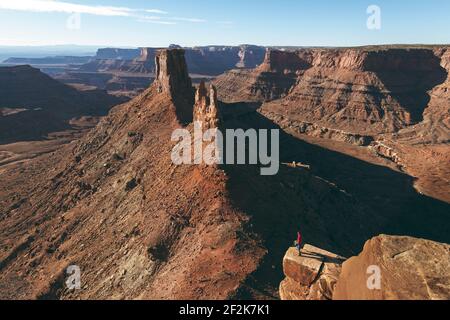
top-left (280, 245), bottom-right (345, 300)
top-left (333, 235), bottom-right (450, 300)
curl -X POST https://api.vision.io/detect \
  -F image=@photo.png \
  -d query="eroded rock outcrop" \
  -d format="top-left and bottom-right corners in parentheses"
top-left (261, 110), bottom-right (374, 146)
top-left (193, 81), bottom-right (220, 129)
top-left (154, 49), bottom-right (195, 123)
top-left (333, 235), bottom-right (450, 300)
top-left (280, 236), bottom-right (450, 300)
top-left (154, 49), bottom-right (193, 95)
top-left (369, 140), bottom-right (404, 169)
top-left (214, 49), bottom-right (306, 103)
top-left (280, 246), bottom-right (345, 300)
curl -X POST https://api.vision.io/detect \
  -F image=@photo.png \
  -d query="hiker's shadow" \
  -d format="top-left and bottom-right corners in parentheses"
top-left (300, 250), bottom-right (347, 264)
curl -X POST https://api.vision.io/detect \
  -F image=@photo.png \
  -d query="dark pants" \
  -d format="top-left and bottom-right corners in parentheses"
top-left (296, 244), bottom-right (302, 256)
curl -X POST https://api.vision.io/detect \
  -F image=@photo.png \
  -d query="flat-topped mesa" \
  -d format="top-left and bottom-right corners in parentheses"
top-left (154, 49), bottom-right (195, 123)
top-left (193, 81), bottom-right (220, 129)
top-left (258, 49), bottom-right (312, 74)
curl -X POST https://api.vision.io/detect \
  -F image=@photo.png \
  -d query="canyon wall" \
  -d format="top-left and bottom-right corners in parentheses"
top-left (214, 47), bottom-right (449, 142)
top-left (260, 47), bottom-right (448, 137)
top-left (214, 49), bottom-right (306, 103)
top-left (393, 48), bottom-right (450, 145)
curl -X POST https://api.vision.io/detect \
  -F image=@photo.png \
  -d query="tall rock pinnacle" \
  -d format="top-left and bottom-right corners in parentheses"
top-left (154, 49), bottom-right (194, 124)
top-left (193, 80), bottom-right (220, 129)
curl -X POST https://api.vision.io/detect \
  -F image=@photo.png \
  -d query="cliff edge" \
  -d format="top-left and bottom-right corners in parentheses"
top-left (281, 235), bottom-right (450, 300)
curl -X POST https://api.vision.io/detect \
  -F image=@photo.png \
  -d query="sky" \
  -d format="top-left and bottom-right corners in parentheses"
top-left (0, 0), bottom-right (449, 47)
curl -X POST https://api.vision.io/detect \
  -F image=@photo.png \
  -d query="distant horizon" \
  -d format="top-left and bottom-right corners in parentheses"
top-left (1, 42), bottom-right (450, 50)
top-left (3, 42), bottom-right (450, 63)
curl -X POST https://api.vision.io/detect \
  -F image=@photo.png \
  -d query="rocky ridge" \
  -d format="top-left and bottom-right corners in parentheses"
top-left (0, 49), bottom-right (264, 300)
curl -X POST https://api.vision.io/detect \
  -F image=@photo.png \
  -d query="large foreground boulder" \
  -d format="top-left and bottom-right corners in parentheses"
top-left (333, 235), bottom-right (450, 300)
top-left (280, 236), bottom-right (450, 300)
top-left (280, 245), bottom-right (345, 300)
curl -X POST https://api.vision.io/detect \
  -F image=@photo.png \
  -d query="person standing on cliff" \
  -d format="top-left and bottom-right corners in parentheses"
top-left (295, 231), bottom-right (303, 256)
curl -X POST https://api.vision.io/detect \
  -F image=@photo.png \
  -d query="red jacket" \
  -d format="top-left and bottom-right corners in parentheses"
top-left (297, 232), bottom-right (302, 246)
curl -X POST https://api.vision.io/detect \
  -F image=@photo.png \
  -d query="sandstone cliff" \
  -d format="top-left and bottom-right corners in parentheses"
top-left (154, 49), bottom-right (195, 124)
top-left (215, 46), bottom-right (449, 139)
top-left (260, 47), bottom-right (448, 137)
top-left (392, 47), bottom-right (450, 145)
top-left (214, 49), bottom-right (305, 103)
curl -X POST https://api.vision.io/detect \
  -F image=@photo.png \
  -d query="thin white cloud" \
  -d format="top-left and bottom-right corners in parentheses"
top-left (0, 0), bottom-right (164, 17)
top-left (170, 17), bottom-right (206, 23)
top-left (139, 16), bottom-right (177, 25)
top-left (145, 9), bottom-right (168, 15)
top-left (0, 1), bottom-right (211, 26)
